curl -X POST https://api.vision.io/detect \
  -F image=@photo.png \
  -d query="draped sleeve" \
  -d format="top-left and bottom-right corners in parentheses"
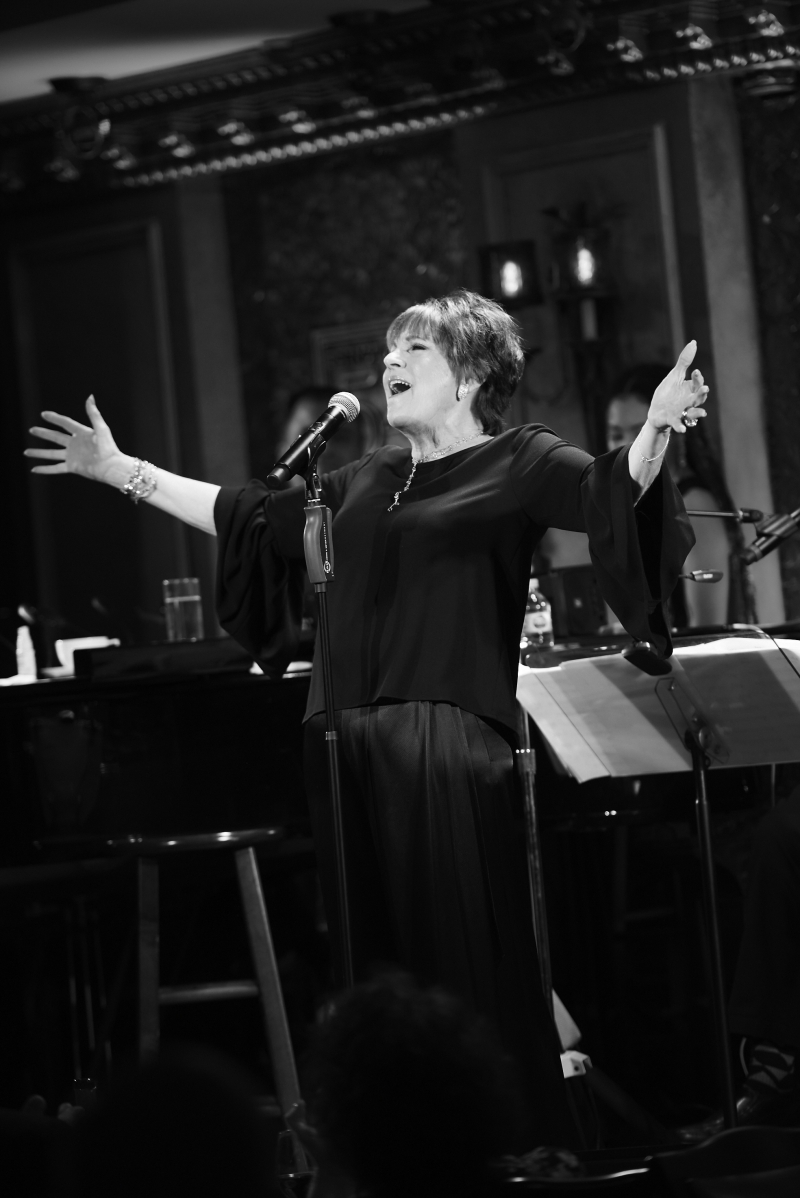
top-left (510, 427), bottom-right (695, 657)
top-left (581, 446), bottom-right (694, 656)
top-left (213, 459), bottom-right (368, 677)
top-left (214, 481), bottom-right (306, 678)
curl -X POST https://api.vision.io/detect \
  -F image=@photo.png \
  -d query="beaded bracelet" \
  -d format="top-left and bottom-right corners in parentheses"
top-left (641, 429), bottom-right (671, 464)
top-left (121, 458), bottom-right (158, 504)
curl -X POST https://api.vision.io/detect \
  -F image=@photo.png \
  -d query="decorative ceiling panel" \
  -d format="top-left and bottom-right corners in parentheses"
top-left (0, 0), bottom-right (797, 203)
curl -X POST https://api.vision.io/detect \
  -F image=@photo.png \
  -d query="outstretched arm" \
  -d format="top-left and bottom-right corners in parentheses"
top-left (629, 341), bottom-right (709, 493)
top-left (25, 395), bottom-right (220, 536)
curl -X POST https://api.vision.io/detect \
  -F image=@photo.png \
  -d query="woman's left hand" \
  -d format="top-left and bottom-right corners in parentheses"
top-left (646, 341), bottom-right (709, 433)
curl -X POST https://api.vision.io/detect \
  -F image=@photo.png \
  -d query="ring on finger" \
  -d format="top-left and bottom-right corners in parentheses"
top-left (681, 408), bottom-right (698, 428)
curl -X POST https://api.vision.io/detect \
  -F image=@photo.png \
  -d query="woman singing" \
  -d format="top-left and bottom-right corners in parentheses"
top-left (27, 289), bottom-right (704, 1145)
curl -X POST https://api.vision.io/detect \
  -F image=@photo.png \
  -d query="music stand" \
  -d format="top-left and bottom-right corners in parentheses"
top-left (517, 633), bottom-right (800, 1127)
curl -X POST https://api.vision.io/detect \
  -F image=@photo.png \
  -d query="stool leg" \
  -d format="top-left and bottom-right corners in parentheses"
top-left (64, 906), bottom-right (82, 1082)
top-left (75, 897), bottom-right (97, 1062)
top-left (138, 858), bottom-right (160, 1060)
top-left (235, 848), bottom-right (309, 1172)
top-left (89, 906), bottom-right (113, 1081)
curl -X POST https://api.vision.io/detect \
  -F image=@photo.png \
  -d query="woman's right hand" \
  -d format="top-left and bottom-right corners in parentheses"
top-left (25, 395), bottom-right (129, 486)
top-left (26, 394), bottom-right (222, 534)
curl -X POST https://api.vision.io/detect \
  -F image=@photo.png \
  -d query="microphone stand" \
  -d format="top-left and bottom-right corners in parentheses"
top-left (684, 508), bottom-right (760, 624)
top-left (685, 509), bottom-right (761, 523)
top-left (302, 439), bottom-right (354, 989)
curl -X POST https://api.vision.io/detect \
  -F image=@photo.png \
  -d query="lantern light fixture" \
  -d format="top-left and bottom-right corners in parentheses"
top-left (479, 241), bottom-right (543, 310)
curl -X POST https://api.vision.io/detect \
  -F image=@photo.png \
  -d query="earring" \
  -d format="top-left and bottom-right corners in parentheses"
top-left (457, 382), bottom-right (469, 401)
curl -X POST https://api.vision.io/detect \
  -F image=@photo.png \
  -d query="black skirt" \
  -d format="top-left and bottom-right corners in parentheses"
top-left (304, 699), bottom-right (573, 1149)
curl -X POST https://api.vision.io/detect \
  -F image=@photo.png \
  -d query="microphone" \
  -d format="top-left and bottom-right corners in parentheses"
top-left (686, 508), bottom-right (763, 523)
top-left (680, 570), bottom-right (724, 583)
top-left (740, 507), bottom-right (800, 565)
top-left (267, 392), bottom-right (360, 490)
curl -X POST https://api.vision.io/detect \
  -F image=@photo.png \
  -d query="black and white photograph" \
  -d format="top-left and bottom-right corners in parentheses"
top-left (1, 1), bottom-right (800, 1194)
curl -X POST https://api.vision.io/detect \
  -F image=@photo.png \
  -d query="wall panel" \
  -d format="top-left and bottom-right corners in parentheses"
top-left (10, 220), bottom-right (189, 649)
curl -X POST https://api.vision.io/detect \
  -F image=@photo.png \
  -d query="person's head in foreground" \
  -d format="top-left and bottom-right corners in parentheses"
top-left (383, 289), bottom-right (525, 440)
top-left (74, 1046), bottom-right (275, 1198)
top-left (305, 972), bottom-right (528, 1198)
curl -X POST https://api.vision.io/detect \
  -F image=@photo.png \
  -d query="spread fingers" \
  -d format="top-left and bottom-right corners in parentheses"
top-left (29, 426), bottom-right (70, 446)
top-left (24, 447), bottom-right (66, 460)
top-left (39, 411), bottom-right (89, 435)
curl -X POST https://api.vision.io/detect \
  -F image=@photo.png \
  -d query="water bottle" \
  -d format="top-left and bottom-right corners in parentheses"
top-left (15, 625), bottom-right (37, 679)
top-left (520, 576), bottom-right (554, 665)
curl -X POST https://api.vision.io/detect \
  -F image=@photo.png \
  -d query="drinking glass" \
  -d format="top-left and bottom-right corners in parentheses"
top-left (162, 577), bottom-right (204, 642)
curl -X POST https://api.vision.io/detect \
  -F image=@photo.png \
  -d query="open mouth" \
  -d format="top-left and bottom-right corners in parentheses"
top-left (388, 380), bottom-right (410, 395)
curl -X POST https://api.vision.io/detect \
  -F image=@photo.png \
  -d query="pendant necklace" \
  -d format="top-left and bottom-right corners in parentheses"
top-left (387, 433), bottom-right (488, 512)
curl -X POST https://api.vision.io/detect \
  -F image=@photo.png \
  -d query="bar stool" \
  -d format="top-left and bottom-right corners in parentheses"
top-left (36, 827), bottom-right (312, 1171)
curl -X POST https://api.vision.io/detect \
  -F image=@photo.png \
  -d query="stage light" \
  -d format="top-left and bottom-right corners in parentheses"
top-left (112, 148), bottom-right (137, 170)
top-left (607, 36), bottom-right (644, 63)
top-left (113, 103), bottom-right (490, 189)
top-left (341, 95), bottom-right (376, 118)
top-left (217, 119), bottom-right (255, 145)
top-left (158, 132), bottom-right (195, 158)
top-left (747, 8), bottom-right (785, 37)
top-left (675, 22), bottom-right (713, 50)
top-left (605, 15), bottom-right (647, 63)
top-left (101, 142), bottom-right (137, 169)
top-left (538, 48), bottom-right (575, 76)
top-left (44, 154), bottom-right (80, 182)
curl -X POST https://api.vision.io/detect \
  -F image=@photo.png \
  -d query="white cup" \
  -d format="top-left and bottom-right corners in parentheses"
top-left (55, 636), bottom-right (121, 675)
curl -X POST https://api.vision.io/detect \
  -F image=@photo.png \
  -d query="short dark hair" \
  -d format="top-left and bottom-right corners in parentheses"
top-left (610, 360), bottom-right (739, 523)
top-left (306, 973), bottom-right (525, 1198)
top-left (610, 363), bottom-right (668, 407)
top-left (386, 288), bottom-right (525, 436)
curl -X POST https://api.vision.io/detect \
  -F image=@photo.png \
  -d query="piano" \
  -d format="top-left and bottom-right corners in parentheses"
top-left (0, 662), bottom-right (311, 861)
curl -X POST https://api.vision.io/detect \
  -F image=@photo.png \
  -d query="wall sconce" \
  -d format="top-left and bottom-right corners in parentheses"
top-left (546, 208), bottom-right (614, 343)
top-left (566, 230), bottom-right (607, 341)
top-left (479, 240), bottom-right (543, 310)
top-left (544, 205), bottom-right (620, 453)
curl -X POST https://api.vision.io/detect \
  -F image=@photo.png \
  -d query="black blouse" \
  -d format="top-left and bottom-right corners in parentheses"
top-left (214, 425), bottom-right (693, 735)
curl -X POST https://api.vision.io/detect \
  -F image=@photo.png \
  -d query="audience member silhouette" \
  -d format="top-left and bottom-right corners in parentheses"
top-left (73, 1047), bottom-right (277, 1198)
top-left (303, 973), bottom-right (532, 1198)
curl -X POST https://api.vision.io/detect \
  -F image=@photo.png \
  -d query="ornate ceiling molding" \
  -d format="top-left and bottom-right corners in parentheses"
top-left (0, 0), bottom-right (798, 200)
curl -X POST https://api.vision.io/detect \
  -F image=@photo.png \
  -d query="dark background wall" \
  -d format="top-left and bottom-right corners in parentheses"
top-left (223, 132), bottom-right (468, 482)
top-left (736, 96), bottom-right (800, 618)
